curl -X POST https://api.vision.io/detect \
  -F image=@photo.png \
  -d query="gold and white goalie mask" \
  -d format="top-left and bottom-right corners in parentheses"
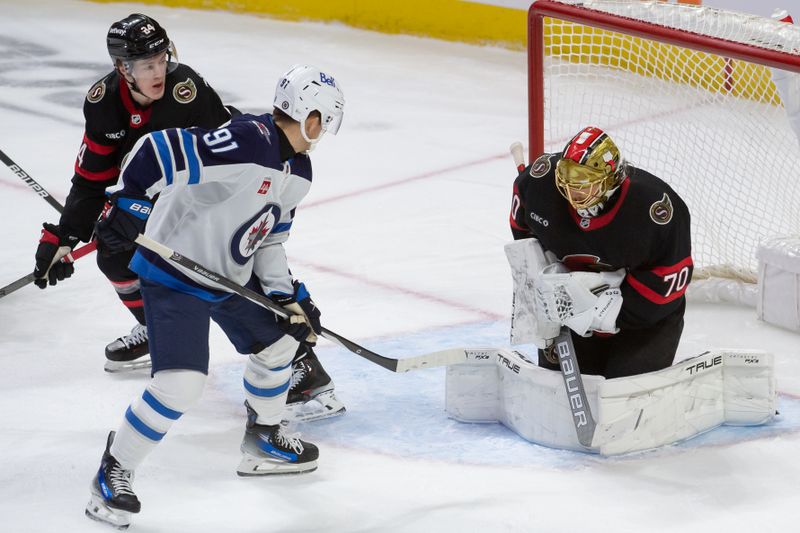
top-left (555, 126), bottom-right (625, 211)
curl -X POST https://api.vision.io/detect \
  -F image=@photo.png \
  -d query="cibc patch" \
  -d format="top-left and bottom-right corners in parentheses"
top-left (649, 193), bottom-right (674, 225)
top-left (529, 154), bottom-right (551, 178)
top-left (173, 78), bottom-right (197, 104)
top-left (86, 80), bottom-right (106, 103)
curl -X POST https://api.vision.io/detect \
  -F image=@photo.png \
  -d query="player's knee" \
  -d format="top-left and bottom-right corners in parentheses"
top-left (250, 335), bottom-right (299, 371)
top-left (148, 369), bottom-right (207, 413)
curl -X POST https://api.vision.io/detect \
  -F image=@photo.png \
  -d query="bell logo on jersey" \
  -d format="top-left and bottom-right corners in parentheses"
top-left (257, 179), bottom-right (271, 195)
top-left (230, 204), bottom-right (282, 265)
top-left (649, 193), bottom-right (674, 225)
top-left (173, 78), bottom-right (198, 104)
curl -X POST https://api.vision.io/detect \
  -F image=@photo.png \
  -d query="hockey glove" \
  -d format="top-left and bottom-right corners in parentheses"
top-left (271, 281), bottom-right (322, 345)
top-left (95, 193), bottom-right (153, 254)
top-left (534, 265), bottom-right (625, 337)
top-left (33, 223), bottom-right (79, 289)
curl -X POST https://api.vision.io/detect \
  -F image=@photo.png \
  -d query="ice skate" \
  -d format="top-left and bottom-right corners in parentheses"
top-left (237, 402), bottom-right (319, 476)
top-left (284, 346), bottom-right (345, 422)
top-left (104, 323), bottom-right (151, 372)
top-left (85, 431), bottom-right (140, 529)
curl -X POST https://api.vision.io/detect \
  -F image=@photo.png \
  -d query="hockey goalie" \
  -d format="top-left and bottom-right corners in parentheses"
top-left (446, 128), bottom-right (777, 455)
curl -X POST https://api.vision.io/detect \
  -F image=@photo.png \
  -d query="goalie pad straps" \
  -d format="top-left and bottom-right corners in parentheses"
top-left (535, 266), bottom-right (625, 337)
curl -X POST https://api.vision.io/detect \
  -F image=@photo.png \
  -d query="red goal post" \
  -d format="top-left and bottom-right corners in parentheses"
top-left (527, 0), bottom-right (800, 283)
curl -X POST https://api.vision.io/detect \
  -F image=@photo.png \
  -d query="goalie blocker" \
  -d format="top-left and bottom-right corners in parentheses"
top-left (445, 348), bottom-right (776, 455)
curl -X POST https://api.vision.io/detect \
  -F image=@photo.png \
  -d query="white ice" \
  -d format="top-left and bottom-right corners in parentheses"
top-left (1, 1), bottom-right (799, 532)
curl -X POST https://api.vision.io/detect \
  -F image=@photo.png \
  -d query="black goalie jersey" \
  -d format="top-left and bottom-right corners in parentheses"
top-left (510, 152), bottom-right (693, 331)
top-left (59, 64), bottom-right (232, 241)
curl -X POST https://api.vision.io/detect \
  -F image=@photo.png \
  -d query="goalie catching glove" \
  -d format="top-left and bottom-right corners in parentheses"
top-left (534, 263), bottom-right (625, 337)
top-left (94, 193), bottom-right (153, 254)
top-left (33, 223), bottom-right (79, 288)
top-left (271, 281), bottom-right (322, 344)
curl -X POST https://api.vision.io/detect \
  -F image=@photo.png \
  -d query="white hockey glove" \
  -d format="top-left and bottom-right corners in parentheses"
top-left (504, 239), bottom-right (561, 348)
top-left (534, 264), bottom-right (625, 337)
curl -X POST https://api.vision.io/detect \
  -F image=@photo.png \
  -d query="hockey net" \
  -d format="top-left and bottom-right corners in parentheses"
top-left (528, 0), bottom-right (800, 297)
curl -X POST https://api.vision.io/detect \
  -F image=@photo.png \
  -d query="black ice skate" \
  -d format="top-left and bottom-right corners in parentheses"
top-left (104, 323), bottom-right (151, 373)
top-left (237, 402), bottom-right (319, 476)
top-left (284, 345), bottom-right (346, 422)
top-left (85, 431), bottom-right (140, 530)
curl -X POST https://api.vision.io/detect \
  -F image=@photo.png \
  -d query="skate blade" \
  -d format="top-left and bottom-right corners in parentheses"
top-left (236, 454), bottom-right (318, 477)
top-left (104, 357), bottom-right (152, 373)
top-left (285, 390), bottom-right (346, 422)
top-left (85, 494), bottom-right (131, 530)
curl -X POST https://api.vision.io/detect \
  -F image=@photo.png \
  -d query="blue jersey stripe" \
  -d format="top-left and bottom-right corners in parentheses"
top-left (142, 390), bottom-right (183, 420)
top-left (130, 249), bottom-right (231, 303)
top-left (181, 129), bottom-right (201, 184)
top-left (125, 406), bottom-right (165, 441)
top-left (152, 131), bottom-right (174, 185)
top-left (243, 377), bottom-right (290, 398)
top-left (167, 129), bottom-right (186, 173)
top-left (273, 221), bottom-right (292, 233)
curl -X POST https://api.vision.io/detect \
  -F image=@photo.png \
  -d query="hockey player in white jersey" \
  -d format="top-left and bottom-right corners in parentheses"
top-left (84, 65), bottom-right (345, 529)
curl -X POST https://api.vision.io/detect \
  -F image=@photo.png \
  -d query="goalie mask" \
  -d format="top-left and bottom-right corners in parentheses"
top-left (273, 65), bottom-right (345, 146)
top-left (555, 126), bottom-right (626, 211)
top-left (107, 14), bottom-right (178, 82)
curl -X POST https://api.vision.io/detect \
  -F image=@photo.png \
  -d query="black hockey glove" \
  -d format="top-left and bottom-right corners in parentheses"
top-left (95, 193), bottom-right (153, 254)
top-left (271, 281), bottom-right (322, 344)
top-left (33, 223), bottom-right (79, 289)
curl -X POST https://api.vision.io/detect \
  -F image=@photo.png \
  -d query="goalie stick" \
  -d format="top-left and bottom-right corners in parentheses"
top-left (0, 241), bottom-right (98, 299)
top-left (0, 148), bottom-right (64, 212)
top-left (509, 141), bottom-right (597, 448)
top-left (134, 234), bottom-right (471, 373)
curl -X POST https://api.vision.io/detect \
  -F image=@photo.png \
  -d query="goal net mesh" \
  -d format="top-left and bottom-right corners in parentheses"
top-left (532, 0), bottom-right (800, 282)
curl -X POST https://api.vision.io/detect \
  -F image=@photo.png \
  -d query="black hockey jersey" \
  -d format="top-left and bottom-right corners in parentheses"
top-left (510, 153), bottom-right (693, 330)
top-left (59, 64), bottom-right (232, 241)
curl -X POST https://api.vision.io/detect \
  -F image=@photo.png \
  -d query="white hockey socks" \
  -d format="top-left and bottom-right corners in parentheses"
top-left (243, 335), bottom-right (297, 426)
top-left (110, 369), bottom-right (206, 470)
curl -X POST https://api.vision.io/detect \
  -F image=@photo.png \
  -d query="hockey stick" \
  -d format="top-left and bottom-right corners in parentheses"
top-left (509, 141), bottom-right (597, 448)
top-left (0, 148), bottom-right (64, 212)
top-left (134, 234), bottom-right (471, 373)
top-left (0, 241), bottom-right (98, 299)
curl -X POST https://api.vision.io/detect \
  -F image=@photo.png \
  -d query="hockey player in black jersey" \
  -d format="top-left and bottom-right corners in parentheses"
top-left (31, 13), bottom-right (233, 372)
top-left (509, 126), bottom-right (693, 378)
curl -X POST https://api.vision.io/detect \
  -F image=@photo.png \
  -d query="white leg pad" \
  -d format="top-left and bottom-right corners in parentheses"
top-left (111, 369), bottom-right (207, 469)
top-left (446, 349), bottom-right (776, 455)
top-left (243, 334), bottom-right (298, 425)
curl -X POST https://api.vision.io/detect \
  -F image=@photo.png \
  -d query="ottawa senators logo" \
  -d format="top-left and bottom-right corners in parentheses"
top-left (87, 81), bottom-right (106, 103)
top-left (562, 254), bottom-right (614, 272)
top-left (173, 78), bottom-right (197, 104)
top-left (649, 193), bottom-right (674, 225)
top-left (529, 154), bottom-right (551, 178)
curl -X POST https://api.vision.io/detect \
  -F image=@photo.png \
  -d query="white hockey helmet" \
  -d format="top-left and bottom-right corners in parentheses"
top-left (273, 65), bottom-right (345, 145)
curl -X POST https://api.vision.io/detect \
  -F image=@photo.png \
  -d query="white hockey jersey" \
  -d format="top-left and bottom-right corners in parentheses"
top-left (116, 113), bottom-right (312, 301)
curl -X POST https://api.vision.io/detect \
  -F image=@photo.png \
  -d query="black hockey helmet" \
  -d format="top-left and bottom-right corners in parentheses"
top-left (107, 13), bottom-right (172, 64)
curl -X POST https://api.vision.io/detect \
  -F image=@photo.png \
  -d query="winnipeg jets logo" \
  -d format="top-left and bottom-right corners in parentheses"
top-left (245, 218), bottom-right (270, 253)
top-left (230, 204), bottom-right (282, 265)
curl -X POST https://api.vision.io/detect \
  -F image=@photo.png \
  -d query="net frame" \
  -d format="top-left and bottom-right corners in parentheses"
top-left (528, 0), bottom-right (800, 282)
